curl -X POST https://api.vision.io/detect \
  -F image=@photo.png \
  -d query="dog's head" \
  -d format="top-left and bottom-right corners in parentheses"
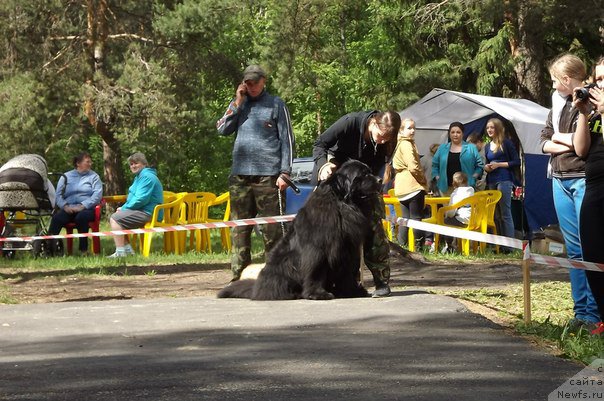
top-left (327, 160), bottom-right (382, 203)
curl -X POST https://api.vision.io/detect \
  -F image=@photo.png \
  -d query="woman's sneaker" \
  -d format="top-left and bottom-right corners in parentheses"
top-left (124, 244), bottom-right (135, 255)
top-left (107, 250), bottom-right (127, 258)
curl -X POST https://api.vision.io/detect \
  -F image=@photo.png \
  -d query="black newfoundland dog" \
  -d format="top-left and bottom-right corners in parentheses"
top-left (217, 160), bottom-right (382, 300)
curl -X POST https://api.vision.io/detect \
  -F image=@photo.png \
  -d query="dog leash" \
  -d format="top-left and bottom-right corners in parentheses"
top-left (277, 187), bottom-right (286, 236)
top-left (277, 174), bottom-right (301, 236)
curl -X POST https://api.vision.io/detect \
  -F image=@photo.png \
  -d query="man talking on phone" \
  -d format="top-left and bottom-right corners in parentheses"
top-left (216, 64), bottom-right (295, 282)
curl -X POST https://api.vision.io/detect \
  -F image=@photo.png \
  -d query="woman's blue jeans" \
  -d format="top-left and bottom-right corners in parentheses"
top-left (553, 177), bottom-right (599, 323)
top-left (487, 180), bottom-right (515, 240)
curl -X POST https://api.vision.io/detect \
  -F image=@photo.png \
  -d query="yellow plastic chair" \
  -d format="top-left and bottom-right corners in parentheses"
top-left (433, 191), bottom-right (497, 255)
top-left (207, 192), bottom-right (231, 252)
top-left (178, 192), bottom-right (217, 253)
top-left (383, 190), bottom-right (402, 241)
top-left (163, 191), bottom-right (177, 203)
top-left (407, 195), bottom-right (450, 251)
top-left (130, 193), bottom-right (186, 257)
top-left (480, 189), bottom-right (503, 253)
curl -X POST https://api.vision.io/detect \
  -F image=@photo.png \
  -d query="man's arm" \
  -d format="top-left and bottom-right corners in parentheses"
top-left (277, 100), bottom-right (295, 175)
top-left (216, 99), bottom-right (241, 136)
top-left (276, 100), bottom-right (295, 191)
top-left (216, 83), bottom-right (248, 135)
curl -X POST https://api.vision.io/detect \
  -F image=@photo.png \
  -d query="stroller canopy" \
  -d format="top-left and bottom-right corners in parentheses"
top-left (0, 154), bottom-right (53, 211)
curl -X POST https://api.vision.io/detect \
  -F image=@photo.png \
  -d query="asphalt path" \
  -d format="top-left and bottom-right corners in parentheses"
top-left (0, 291), bottom-right (583, 400)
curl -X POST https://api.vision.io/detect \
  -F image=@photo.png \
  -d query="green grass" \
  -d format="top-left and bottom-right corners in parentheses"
top-left (0, 283), bottom-right (17, 304)
top-left (439, 281), bottom-right (604, 365)
top-left (0, 227), bottom-right (265, 275)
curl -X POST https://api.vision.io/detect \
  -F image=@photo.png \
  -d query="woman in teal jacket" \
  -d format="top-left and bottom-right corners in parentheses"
top-left (108, 152), bottom-right (164, 257)
top-left (432, 122), bottom-right (484, 196)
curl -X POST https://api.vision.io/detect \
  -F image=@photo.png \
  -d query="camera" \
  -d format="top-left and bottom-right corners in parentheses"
top-left (575, 83), bottom-right (597, 101)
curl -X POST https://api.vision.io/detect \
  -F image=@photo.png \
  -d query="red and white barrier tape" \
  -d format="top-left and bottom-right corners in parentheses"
top-left (394, 217), bottom-right (523, 250)
top-left (393, 217), bottom-right (604, 273)
top-left (528, 253), bottom-right (604, 273)
top-left (0, 214), bottom-right (296, 242)
top-left (3, 211), bottom-right (602, 273)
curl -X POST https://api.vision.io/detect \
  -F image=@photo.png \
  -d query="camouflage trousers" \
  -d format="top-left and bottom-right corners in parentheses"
top-left (228, 175), bottom-right (285, 280)
top-left (364, 196), bottom-right (391, 287)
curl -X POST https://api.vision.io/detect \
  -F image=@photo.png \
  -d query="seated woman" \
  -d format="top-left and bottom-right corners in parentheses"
top-left (49, 152), bottom-right (103, 255)
top-left (108, 152), bottom-right (163, 258)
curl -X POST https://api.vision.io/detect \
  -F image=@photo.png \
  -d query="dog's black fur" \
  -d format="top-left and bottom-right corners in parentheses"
top-left (217, 160), bottom-right (382, 300)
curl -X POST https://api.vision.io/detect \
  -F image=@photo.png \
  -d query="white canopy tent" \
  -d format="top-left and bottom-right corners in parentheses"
top-left (398, 88), bottom-right (553, 232)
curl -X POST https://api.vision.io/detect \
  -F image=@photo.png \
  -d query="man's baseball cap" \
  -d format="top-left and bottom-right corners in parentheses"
top-left (243, 65), bottom-right (266, 82)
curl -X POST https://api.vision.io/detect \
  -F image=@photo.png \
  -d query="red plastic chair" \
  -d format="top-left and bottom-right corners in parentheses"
top-left (65, 199), bottom-right (105, 255)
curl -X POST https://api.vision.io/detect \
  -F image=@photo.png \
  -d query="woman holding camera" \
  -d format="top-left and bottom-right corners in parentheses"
top-left (572, 56), bottom-right (604, 334)
top-left (540, 53), bottom-right (599, 329)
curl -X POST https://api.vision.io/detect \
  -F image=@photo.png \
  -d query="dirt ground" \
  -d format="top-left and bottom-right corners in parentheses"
top-left (0, 245), bottom-right (570, 305)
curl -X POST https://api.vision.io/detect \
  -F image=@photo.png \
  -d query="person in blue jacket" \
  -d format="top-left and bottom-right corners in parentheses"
top-left (108, 152), bottom-right (163, 258)
top-left (49, 152), bottom-right (103, 255)
top-left (484, 117), bottom-right (520, 251)
top-left (432, 121), bottom-right (484, 196)
top-left (216, 64), bottom-right (295, 281)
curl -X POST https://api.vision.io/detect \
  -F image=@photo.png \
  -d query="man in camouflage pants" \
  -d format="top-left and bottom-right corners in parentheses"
top-left (216, 65), bottom-right (294, 281)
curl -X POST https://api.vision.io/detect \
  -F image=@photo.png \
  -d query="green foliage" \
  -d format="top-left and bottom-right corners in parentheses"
top-left (474, 22), bottom-right (516, 96)
top-left (0, 73), bottom-right (46, 159)
top-left (0, 0), bottom-right (601, 192)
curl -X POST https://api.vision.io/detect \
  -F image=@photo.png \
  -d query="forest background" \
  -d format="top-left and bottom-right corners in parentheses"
top-left (0, 0), bottom-right (601, 196)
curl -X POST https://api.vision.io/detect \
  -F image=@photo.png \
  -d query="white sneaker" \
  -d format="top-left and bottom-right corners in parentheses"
top-left (107, 251), bottom-right (127, 258)
top-left (124, 245), bottom-right (135, 255)
top-left (440, 244), bottom-right (449, 255)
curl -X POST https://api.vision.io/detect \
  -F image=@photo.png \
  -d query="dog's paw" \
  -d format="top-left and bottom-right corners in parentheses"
top-left (306, 291), bottom-right (335, 300)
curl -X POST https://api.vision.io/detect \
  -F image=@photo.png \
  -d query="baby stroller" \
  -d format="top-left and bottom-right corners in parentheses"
top-left (0, 154), bottom-right (65, 258)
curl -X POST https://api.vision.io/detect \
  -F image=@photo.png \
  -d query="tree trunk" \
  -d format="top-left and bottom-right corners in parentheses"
top-left (507, 0), bottom-right (546, 104)
top-left (101, 128), bottom-right (125, 196)
top-left (84, 0), bottom-right (125, 195)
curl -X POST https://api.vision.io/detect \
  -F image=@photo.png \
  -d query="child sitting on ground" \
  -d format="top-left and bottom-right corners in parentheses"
top-left (442, 172), bottom-right (475, 253)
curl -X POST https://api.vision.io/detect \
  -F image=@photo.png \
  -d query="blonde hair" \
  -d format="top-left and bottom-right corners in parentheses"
top-left (397, 118), bottom-right (415, 140)
top-left (452, 172), bottom-right (468, 188)
top-left (486, 118), bottom-right (506, 152)
top-left (549, 54), bottom-right (587, 82)
top-left (400, 118), bottom-right (415, 129)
